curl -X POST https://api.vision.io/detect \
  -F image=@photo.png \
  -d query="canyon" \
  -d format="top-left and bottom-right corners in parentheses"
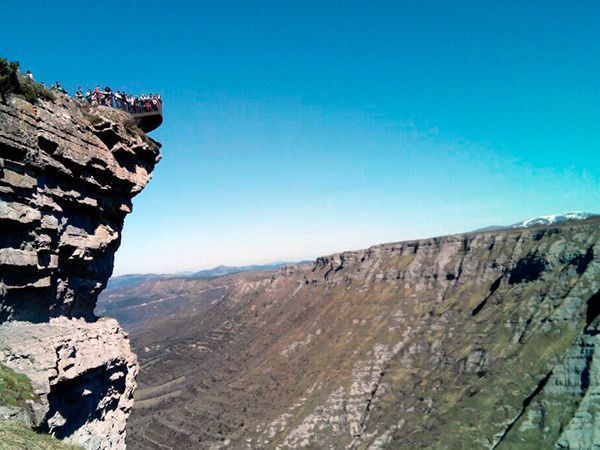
top-left (99, 217), bottom-right (600, 449)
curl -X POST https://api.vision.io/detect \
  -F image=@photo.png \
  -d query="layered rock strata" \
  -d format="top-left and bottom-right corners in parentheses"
top-left (0, 94), bottom-right (161, 448)
top-left (124, 218), bottom-right (600, 449)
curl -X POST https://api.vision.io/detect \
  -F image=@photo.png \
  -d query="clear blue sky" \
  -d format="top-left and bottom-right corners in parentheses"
top-left (2, 1), bottom-right (599, 275)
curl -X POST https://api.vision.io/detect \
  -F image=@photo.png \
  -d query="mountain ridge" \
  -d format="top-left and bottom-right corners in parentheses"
top-left (109, 212), bottom-right (597, 293)
top-left (107, 262), bottom-right (312, 291)
top-left (99, 215), bottom-right (599, 332)
top-left (471, 211), bottom-right (597, 233)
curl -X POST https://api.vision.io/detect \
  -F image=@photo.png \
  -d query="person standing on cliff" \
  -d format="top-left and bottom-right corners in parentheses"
top-left (103, 86), bottom-right (113, 107)
top-left (91, 86), bottom-right (101, 105)
top-left (51, 82), bottom-right (67, 95)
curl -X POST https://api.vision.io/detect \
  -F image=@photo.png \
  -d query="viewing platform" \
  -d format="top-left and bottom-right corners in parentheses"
top-left (131, 105), bottom-right (163, 133)
top-left (82, 90), bottom-right (163, 133)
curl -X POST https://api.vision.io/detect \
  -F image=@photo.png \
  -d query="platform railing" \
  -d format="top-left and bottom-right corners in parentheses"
top-left (85, 92), bottom-right (163, 131)
top-left (85, 93), bottom-right (162, 115)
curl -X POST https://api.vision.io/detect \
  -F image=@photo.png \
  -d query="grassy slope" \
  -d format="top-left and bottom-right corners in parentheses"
top-left (0, 420), bottom-right (81, 450)
top-left (0, 365), bottom-right (80, 450)
top-left (0, 364), bottom-right (37, 407)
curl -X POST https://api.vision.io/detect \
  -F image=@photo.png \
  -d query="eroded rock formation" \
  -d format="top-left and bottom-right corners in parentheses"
top-left (0, 93), bottom-right (161, 448)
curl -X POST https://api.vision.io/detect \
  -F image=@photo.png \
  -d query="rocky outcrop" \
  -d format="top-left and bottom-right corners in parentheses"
top-left (0, 94), bottom-right (160, 321)
top-left (0, 318), bottom-right (138, 449)
top-left (0, 93), bottom-right (161, 448)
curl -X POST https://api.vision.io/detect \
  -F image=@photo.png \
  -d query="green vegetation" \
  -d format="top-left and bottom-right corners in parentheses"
top-left (0, 420), bottom-right (81, 450)
top-left (0, 365), bottom-right (80, 449)
top-left (0, 364), bottom-right (37, 408)
top-left (0, 57), bottom-right (53, 104)
top-left (0, 58), bottom-right (20, 102)
top-left (19, 78), bottom-right (54, 105)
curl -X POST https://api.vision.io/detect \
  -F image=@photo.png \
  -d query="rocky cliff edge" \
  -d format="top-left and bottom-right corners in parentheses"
top-left (0, 92), bottom-right (161, 448)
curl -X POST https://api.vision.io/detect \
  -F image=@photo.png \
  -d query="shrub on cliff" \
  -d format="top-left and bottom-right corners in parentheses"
top-left (0, 57), bottom-right (53, 104)
top-left (19, 77), bottom-right (54, 104)
top-left (0, 58), bottom-right (20, 102)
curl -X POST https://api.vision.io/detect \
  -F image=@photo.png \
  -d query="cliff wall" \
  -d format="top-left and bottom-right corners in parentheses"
top-left (125, 219), bottom-right (600, 449)
top-left (0, 93), bottom-right (161, 448)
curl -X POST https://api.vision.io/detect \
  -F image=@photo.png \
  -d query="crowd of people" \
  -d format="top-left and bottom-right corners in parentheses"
top-left (72, 86), bottom-right (162, 114)
top-left (44, 78), bottom-right (161, 114)
top-left (21, 69), bottom-right (162, 115)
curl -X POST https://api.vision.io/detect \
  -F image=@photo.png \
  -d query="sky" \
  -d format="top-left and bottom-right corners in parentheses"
top-left (2, 1), bottom-right (599, 275)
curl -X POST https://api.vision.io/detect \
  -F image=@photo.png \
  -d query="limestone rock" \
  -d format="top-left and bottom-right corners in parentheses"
top-left (0, 95), bottom-right (160, 321)
top-left (0, 93), bottom-right (161, 448)
top-left (0, 318), bottom-right (138, 450)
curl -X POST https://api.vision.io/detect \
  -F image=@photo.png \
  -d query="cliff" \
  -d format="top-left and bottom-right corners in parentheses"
top-left (123, 218), bottom-right (599, 449)
top-left (0, 92), bottom-right (161, 448)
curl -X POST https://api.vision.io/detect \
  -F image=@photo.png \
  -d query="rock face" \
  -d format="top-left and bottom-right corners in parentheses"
top-left (0, 94), bottom-right (161, 448)
top-left (0, 318), bottom-right (138, 449)
top-left (0, 95), bottom-right (160, 321)
top-left (122, 218), bottom-right (600, 449)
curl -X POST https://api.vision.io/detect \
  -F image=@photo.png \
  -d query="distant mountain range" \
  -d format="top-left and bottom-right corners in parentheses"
top-left (189, 262), bottom-right (309, 279)
top-left (472, 211), bottom-right (597, 233)
top-left (111, 213), bottom-right (597, 290)
top-left (107, 261), bottom-right (311, 290)
top-left (511, 211), bottom-right (596, 228)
